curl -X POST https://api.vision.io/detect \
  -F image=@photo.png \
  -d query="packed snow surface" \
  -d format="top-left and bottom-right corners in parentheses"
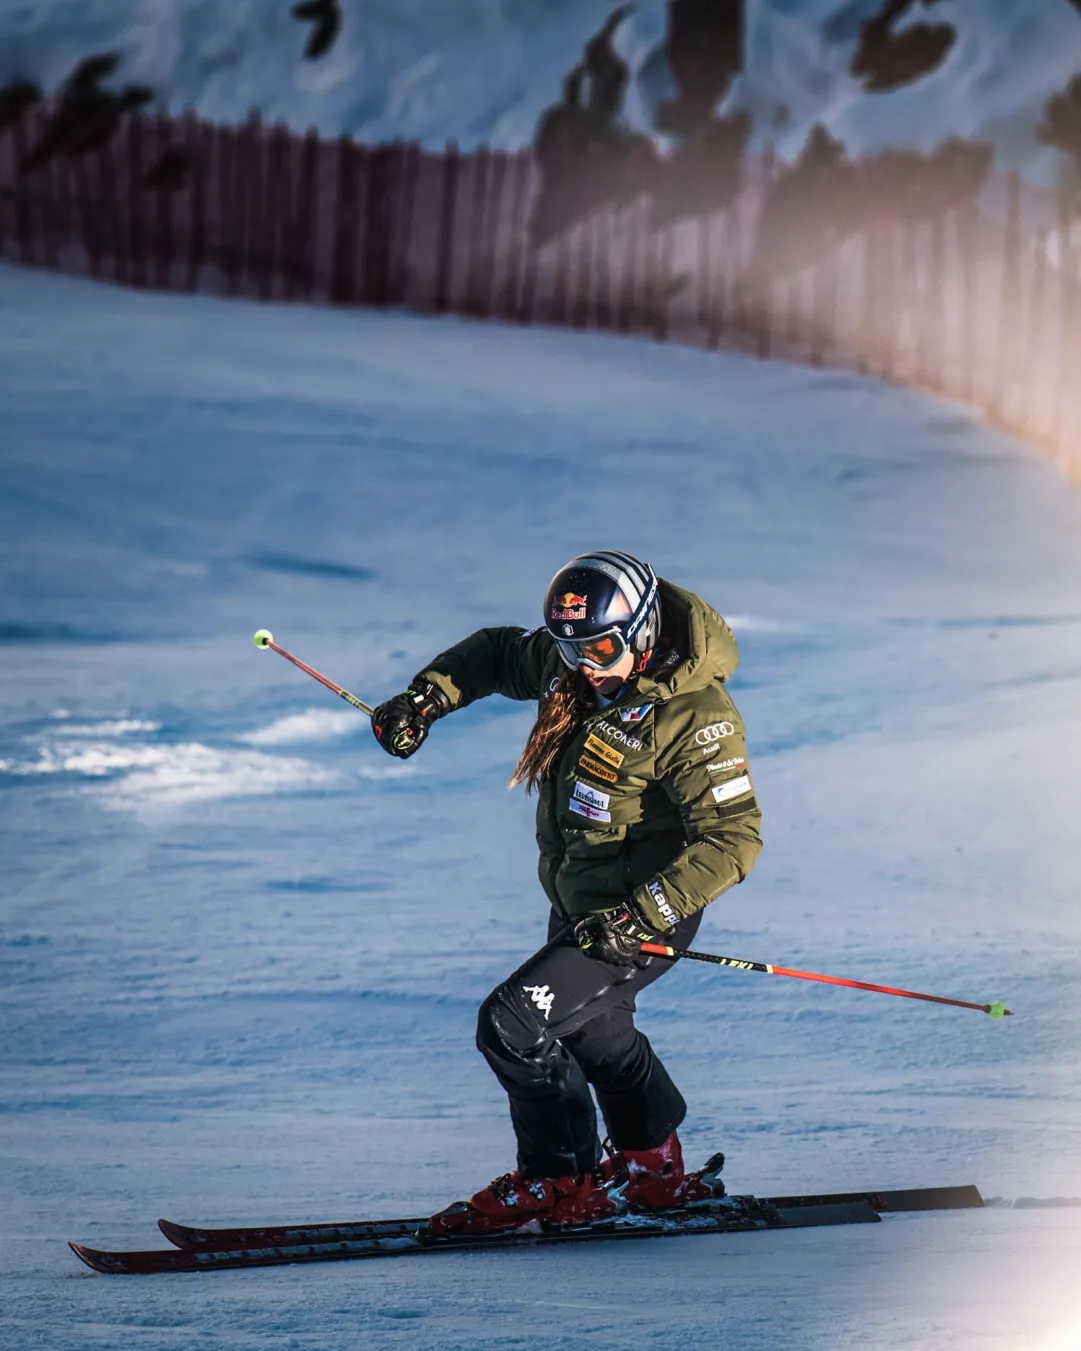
top-left (2, 1), bottom-right (1081, 175)
top-left (2, 262), bottom-right (1081, 1348)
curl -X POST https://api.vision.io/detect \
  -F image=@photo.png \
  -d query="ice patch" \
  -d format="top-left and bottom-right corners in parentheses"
top-left (356, 762), bottom-right (415, 781)
top-left (1, 736), bottom-right (337, 810)
top-left (58, 720), bottom-right (162, 736)
top-left (725, 615), bottom-right (792, 633)
top-left (241, 708), bottom-right (359, 746)
top-left (99, 742), bottom-right (338, 811)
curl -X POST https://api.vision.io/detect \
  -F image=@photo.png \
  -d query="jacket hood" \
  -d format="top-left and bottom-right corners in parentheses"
top-left (634, 579), bottom-right (739, 701)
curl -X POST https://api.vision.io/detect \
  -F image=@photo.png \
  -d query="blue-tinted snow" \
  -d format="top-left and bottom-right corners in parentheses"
top-left (2, 262), bottom-right (1081, 1348)
top-left (1, 1), bottom-right (1080, 176)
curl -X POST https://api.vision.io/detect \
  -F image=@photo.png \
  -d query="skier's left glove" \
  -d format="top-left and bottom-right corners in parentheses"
top-left (574, 903), bottom-right (659, 965)
top-left (371, 676), bottom-right (451, 759)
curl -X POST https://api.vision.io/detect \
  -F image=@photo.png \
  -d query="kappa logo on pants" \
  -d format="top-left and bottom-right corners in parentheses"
top-left (523, 983), bottom-right (555, 1021)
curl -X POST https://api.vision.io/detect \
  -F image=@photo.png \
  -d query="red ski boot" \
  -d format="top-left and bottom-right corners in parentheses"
top-left (621, 1132), bottom-right (718, 1210)
top-left (429, 1169), bottom-right (617, 1237)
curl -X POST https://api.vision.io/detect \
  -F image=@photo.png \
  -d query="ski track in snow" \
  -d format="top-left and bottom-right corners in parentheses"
top-left (2, 262), bottom-right (1081, 1348)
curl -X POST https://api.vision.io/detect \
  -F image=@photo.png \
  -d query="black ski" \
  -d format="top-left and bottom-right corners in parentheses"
top-left (156, 1182), bottom-right (983, 1253)
top-left (71, 1197), bottom-right (881, 1275)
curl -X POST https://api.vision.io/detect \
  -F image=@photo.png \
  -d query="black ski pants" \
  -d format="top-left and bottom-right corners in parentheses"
top-left (475, 908), bottom-right (702, 1180)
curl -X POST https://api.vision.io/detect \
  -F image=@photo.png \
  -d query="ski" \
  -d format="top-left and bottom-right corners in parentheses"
top-left (71, 1197), bottom-right (881, 1276)
top-left (156, 1182), bottom-right (983, 1253)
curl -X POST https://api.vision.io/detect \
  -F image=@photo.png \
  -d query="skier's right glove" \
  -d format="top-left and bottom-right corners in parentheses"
top-left (574, 903), bottom-right (659, 966)
top-left (371, 677), bottom-right (451, 759)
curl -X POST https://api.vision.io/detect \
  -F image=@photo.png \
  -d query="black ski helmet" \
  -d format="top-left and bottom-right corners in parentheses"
top-left (544, 550), bottom-right (662, 671)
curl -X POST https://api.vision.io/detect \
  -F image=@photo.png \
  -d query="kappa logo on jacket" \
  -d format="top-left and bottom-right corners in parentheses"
top-left (523, 983), bottom-right (555, 1020)
top-left (648, 879), bottom-right (679, 927)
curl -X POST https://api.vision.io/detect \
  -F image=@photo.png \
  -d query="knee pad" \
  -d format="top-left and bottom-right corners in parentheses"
top-left (476, 985), bottom-right (549, 1063)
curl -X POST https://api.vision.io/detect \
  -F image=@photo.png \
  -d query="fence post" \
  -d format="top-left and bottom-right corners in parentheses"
top-left (462, 147), bottom-right (490, 315)
top-left (617, 198), bottom-right (642, 333)
top-left (501, 152), bottom-right (531, 320)
top-left (990, 170), bottom-right (1021, 425)
top-left (594, 208), bottom-right (612, 330)
top-left (1054, 182), bottom-right (1076, 450)
top-left (550, 227), bottom-right (571, 326)
top-left (258, 122), bottom-right (289, 300)
top-left (218, 122), bottom-right (243, 295)
top-left (651, 225), bottom-right (673, 341)
top-left (289, 127), bottom-right (320, 301)
top-left (573, 212), bottom-right (593, 330)
top-left (9, 112), bottom-right (34, 265)
top-left (434, 141), bottom-right (459, 313)
top-left (152, 113), bottom-right (175, 290)
top-left (239, 111), bottom-right (264, 297)
top-left (73, 153), bottom-right (103, 279)
top-left (183, 112), bottom-right (206, 291)
top-left (392, 140), bottom-right (421, 306)
top-left (127, 112), bottom-right (147, 287)
top-left (330, 132), bottom-right (359, 305)
top-left (1021, 225), bottom-right (1049, 439)
top-left (479, 150), bottom-right (506, 319)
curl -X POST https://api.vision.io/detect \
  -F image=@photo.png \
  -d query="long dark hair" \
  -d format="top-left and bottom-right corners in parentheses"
top-left (509, 670), bottom-right (595, 793)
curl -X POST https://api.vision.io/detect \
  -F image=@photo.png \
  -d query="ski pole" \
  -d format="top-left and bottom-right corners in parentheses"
top-left (639, 942), bottom-right (1012, 1019)
top-left (253, 629), bottom-right (373, 714)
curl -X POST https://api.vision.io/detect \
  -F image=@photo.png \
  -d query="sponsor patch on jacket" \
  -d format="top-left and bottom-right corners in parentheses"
top-left (711, 774), bottom-right (753, 804)
top-left (694, 721), bottom-right (736, 747)
top-left (707, 756), bottom-right (745, 775)
top-left (573, 780), bottom-right (610, 811)
top-left (618, 704), bottom-right (651, 723)
top-left (578, 754), bottom-right (618, 783)
top-left (648, 878), bottom-right (679, 927)
top-left (597, 721), bottom-right (644, 752)
top-left (584, 732), bottom-right (623, 768)
top-left (569, 798), bottom-right (612, 823)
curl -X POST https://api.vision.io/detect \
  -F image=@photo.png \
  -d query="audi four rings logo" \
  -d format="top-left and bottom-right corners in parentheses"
top-left (694, 721), bottom-right (736, 746)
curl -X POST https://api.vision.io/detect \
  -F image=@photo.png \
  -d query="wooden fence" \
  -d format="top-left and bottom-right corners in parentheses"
top-left (1, 104), bottom-right (1078, 481)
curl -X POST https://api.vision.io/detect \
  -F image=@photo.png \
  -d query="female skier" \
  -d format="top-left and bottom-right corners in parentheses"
top-left (371, 550), bottom-right (761, 1234)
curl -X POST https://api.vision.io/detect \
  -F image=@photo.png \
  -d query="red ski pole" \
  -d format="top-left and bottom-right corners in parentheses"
top-left (639, 943), bottom-right (1012, 1019)
top-left (253, 628), bottom-right (425, 757)
top-left (253, 628), bottom-right (374, 714)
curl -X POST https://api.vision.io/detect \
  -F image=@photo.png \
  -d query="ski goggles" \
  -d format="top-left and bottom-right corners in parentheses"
top-left (555, 627), bottom-right (630, 672)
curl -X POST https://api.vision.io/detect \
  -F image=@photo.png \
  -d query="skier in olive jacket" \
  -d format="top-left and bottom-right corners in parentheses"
top-left (371, 551), bottom-right (761, 1234)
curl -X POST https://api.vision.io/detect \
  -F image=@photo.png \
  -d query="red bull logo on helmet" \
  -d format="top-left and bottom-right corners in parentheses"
top-left (551, 591), bottom-right (587, 621)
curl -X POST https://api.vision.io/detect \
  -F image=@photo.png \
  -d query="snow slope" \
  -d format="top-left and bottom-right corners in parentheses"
top-left (1, 1), bottom-right (1080, 177)
top-left (2, 261), bottom-right (1081, 1348)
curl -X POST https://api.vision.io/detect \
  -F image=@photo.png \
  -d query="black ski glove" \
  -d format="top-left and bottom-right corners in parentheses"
top-left (371, 677), bottom-right (451, 759)
top-left (574, 903), bottom-right (660, 966)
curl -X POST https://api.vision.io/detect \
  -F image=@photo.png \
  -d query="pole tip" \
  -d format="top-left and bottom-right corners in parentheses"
top-left (253, 628), bottom-right (273, 648)
top-left (988, 1001), bottom-right (1009, 1020)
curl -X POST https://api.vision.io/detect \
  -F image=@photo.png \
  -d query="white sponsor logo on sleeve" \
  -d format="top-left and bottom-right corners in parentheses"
top-left (711, 774), bottom-right (753, 804)
top-left (695, 721), bottom-right (736, 746)
top-left (648, 879), bottom-right (679, 927)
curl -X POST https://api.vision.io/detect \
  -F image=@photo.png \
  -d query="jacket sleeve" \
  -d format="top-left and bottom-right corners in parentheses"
top-left (631, 710), bottom-right (762, 929)
top-left (416, 626), bottom-right (558, 709)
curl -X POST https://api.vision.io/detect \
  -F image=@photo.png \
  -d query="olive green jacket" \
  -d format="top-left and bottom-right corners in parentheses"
top-left (418, 579), bottom-right (762, 930)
